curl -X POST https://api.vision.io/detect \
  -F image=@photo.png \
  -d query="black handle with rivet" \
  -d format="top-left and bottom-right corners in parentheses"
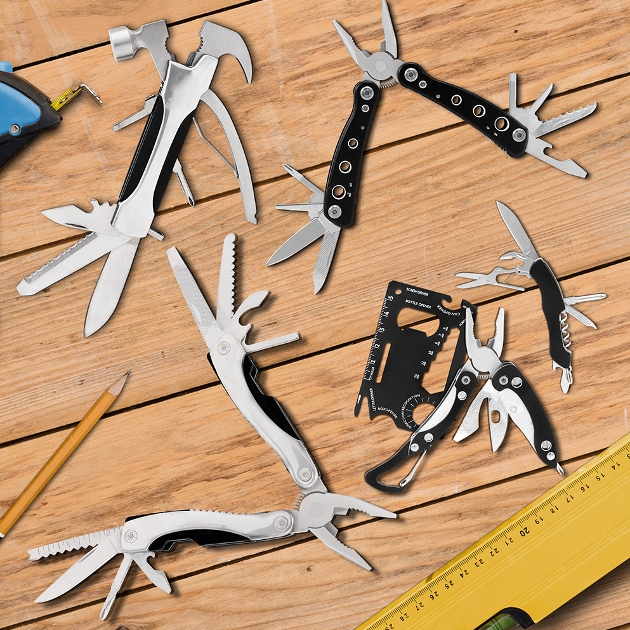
top-left (365, 366), bottom-right (478, 493)
top-left (398, 62), bottom-right (527, 157)
top-left (492, 362), bottom-right (561, 471)
top-left (323, 80), bottom-right (381, 228)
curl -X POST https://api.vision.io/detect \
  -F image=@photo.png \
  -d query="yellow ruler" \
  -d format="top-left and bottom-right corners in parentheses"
top-left (357, 432), bottom-right (630, 630)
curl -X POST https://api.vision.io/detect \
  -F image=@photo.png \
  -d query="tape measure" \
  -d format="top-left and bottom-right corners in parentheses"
top-left (357, 432), bottom-right (630, 630)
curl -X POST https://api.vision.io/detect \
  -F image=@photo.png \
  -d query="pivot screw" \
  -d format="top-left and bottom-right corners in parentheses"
top-left (457, 391), bottom-right (467, 401)
top-left (328, 205), bottom-right (342, 219)
top-left (274, 516), bottom-right (290, 531)
top-left (419, 80), bottom-right (427, 89)
top-left (513, 128), bottom-right (526, 142)
top-left (461, 375), bottom-right (471, 385)
top-left (499, 375), bottom-right (509, 386)
top-left (10, 124), bottom-right (20, 135)
top-left (547, 452), bottom-right (555, 461)
top-left (424, 433), bottom-right (434, 443)
top-left (218, 341), bottom-right (231, 355)
top-left (410, 443), bottom-right (420, 452)
top-left (511, 377), bottom-right (523, 388)
top-left (404, 68), bottom-right (419, 82)
top-left (360, 86), bottom-right (375, 100)
top-left (299, 468), bottom-right (313, 482)
top-left (124, 530), bottom-right (138, 543)
top-left (361, 104), bottom-right (369, 112)
top-left (541, 440), bottom-right (552, 452)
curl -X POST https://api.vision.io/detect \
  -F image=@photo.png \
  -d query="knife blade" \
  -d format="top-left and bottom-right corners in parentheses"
top-left (35, 536), bottom-right (120, 603)
top-left (496, 201), bottom-right (538, 259)
top-left (84, 238), bottom-right (141, 337)
top-left (267, 217), bottom-right (328, 266)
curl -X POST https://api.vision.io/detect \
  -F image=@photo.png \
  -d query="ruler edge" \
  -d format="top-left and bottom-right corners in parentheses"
top-left (357, 432), bottom-right (630, 629)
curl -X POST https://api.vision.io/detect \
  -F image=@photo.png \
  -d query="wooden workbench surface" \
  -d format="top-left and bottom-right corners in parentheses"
top-left (1, 0), bottom-right (629, 627)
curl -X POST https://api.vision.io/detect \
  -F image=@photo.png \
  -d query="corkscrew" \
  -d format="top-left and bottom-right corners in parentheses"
top-left (456, 202), bottom-right (605, 393)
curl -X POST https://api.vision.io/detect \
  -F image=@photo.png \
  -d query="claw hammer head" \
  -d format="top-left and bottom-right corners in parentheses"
top-left (190, 22), bottom-right (253, 83)
top-left (109, 20), bottom-right (171, 79)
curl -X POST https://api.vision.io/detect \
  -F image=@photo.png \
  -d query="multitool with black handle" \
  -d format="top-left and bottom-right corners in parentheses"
top-left (268, 0), bottom-right (596, 293)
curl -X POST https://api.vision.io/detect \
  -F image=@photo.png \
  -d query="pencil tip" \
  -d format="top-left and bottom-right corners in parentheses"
top-left (109, 370), bottom-right (131, 396)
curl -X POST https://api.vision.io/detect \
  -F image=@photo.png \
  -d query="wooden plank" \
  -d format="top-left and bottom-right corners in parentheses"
top-left (2, 0), bottom-right (252, 67)
top-left (3, 0), bottom-right (630, 256)
top-left (1, 76), bottom-right (625, 441)
top-left (14, 454), bottom-right (630, 629)
top-left (0, 260), bottom-right (625, 626)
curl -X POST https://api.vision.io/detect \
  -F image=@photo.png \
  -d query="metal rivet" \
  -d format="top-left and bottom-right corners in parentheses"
top-left (360, 86), bottom-right (375, 100)
top-left (510, 406), bottom-right (517, 414)
top-left (410, 443), bottom-right (420, 452)
top-left (511, 377), bottom-right (522, 388)
top-left (328, 205), bottom-right (342, 218)
top-left (424, 433), bottom-right (434, 443)
top-left (124, 530), bottom-right (138, 543)
top-left (461, 375), bottom-right (471, 385)
top-left (419, 80), bottom-right (427, 88)
top-left (513, 128), bottom-right (526, 142)
top-left (404, 68), bottom-right (419, 82)
top-left (218, 341), bottom-right (230, 355)
top-left (499, 375), bottom-right (508, 386)
top-left (547, 452), bottom-right (555, 461)
top-left (274, 516), bottom-right (290, 531)
top-left (541, 440), bottom-right (552, 452)
top-left (457, 391), bottom-right (467, 400)
top-left (10, 123), bottom-right (20, 135)
top-left (299, 468), bottom-right (313, 482)
top-left (361, 104), bottom-right (369, 112)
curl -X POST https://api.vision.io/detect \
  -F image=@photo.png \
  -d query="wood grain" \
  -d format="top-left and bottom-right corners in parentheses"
top-left (1, 0), bottom-right (628, 627)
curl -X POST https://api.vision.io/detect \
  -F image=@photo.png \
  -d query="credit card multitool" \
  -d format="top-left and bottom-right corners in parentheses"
top-left (456, 201), bottom-right (606, 393)
top-left (18, 20), bottom-right (256, 337)
top-left (30, 234), bottom-right (395, 619)
top-left (267, 0), bottom-right (596, 293)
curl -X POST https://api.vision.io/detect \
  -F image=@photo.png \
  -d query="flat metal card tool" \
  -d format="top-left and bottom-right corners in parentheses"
top-left (355, 281), bottom-right (474, 432)
top-left (268, 0), bottom-right (597, 293)
top-left (356, 432), bottom-right (630, 630)
top-left (17, 19), bottom-right (256, 336)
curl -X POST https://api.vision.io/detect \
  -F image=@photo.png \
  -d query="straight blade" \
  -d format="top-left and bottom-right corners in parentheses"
top-left (17, 232), bottom-right (130, 296)
top-left (267, 217), bottom-right (327, 266)
top-left (166, 247), bottom-right (223, 349)
top-left (84, 238), bottom-right (140, 337)
top-left (496, 201), bottom-right (538, 259)
top-left (216, 233), bottom-right (236, 329)
top-left (35, 537), bottom-right (120, 603)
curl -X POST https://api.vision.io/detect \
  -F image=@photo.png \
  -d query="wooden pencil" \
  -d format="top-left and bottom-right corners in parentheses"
top-left (0, 371), bottom-right (130, 539)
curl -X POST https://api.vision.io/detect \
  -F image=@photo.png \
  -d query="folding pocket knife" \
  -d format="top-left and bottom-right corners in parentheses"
top-left (268, 0), bottom-right (596, 293)
top-left (367, 307), bottom-right (563, 493)
top-left (30, 234), bottom-right (395, 619)
top-left (18, 20), bottom-right (256, 337)
top-left (456, 201), bottom-right (606, 393)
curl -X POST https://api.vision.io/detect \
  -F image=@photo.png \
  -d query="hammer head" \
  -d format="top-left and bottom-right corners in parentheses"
top-left (109, 20), bottom-right (171, 79)
top-left (190, 22), bottom-right (253, 83)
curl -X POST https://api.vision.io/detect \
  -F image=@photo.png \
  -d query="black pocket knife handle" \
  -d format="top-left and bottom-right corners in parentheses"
top-left (492, 363), bottom-right (561, 471)
top-left (365, 366), bottom-right (478, 493)
top-left (398, 63), bottom-right (527, 158)
top-left (323, 80), bottom-right (381, 228)
top-left (529, 258), bottom-right (571, 370)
